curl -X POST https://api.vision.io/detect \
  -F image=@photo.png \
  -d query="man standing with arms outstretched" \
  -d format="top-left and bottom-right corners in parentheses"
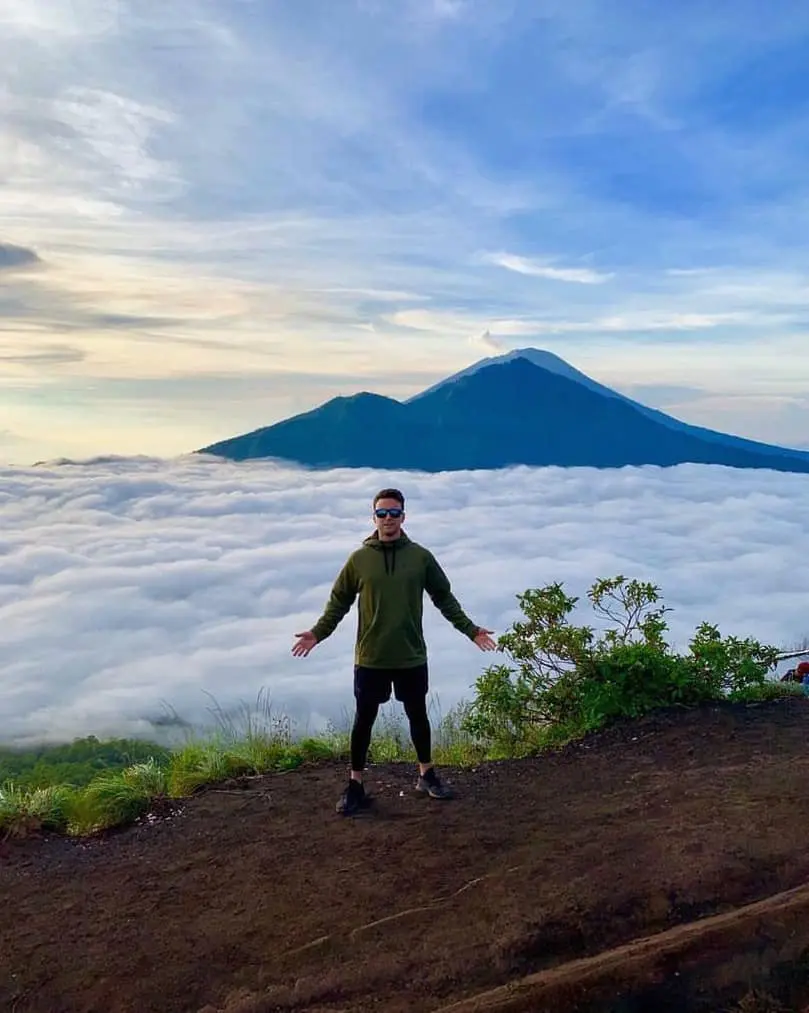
top-left (292, 488), bottom-right (496, 816)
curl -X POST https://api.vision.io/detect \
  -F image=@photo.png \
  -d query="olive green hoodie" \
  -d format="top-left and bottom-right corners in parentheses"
top-left (310, 531), bottom-right (479, 669)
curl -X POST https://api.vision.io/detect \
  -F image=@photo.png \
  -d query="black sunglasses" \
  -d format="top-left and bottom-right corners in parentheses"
top-left (375, 508), bottom-right (403, 518)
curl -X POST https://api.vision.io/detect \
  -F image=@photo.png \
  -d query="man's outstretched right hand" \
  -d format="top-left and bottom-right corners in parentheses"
top-left (292, 630), bottom-right (318, 657)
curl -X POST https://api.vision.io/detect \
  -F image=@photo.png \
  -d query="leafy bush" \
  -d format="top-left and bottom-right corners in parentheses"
top-left (462, 575), bottom-right (782, 754)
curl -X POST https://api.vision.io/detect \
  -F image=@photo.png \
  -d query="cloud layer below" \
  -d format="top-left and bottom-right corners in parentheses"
top-left (1, 457), bottom-right (806, 747)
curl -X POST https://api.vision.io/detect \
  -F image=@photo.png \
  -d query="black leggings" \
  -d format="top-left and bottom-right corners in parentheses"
top-left (350, 665), bottom-right (431, 771)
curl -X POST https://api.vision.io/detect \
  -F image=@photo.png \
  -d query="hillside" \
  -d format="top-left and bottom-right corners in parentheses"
top-left (413, 346), bottom-right (809, 463)
top-left (197, 354), bottom-right (809, 473)
top-left (4, 700), bottom-right (809, 1013)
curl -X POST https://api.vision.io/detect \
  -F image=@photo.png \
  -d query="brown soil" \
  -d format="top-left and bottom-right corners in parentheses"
top-left (3, 700), bottom-right (809, 1013)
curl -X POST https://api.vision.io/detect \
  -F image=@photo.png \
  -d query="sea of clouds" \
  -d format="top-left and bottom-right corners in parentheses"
top-left (0, 455), bottom-right (807, 747)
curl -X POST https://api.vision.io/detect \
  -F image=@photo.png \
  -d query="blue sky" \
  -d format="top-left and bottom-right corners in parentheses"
top-left (2, 0), bottom-right (809, 462)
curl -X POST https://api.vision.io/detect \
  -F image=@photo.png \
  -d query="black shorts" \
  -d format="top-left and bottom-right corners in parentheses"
top-left (353, 663), bottom-right (429, 707)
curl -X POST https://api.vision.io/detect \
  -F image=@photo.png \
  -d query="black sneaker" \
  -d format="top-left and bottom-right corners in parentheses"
top-left (336, 778), bottom-right (368, 816)
top-left (415, 767), bottom-right (453, 800)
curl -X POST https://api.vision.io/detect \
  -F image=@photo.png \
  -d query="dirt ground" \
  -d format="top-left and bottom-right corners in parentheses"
top-left (3, 699), bottom-right (809, 1013)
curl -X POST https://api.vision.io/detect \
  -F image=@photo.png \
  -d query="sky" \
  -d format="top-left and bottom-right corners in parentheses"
top-left (2, 0), bottom-right (809, 464)
top-left (1, 457), bottom-right (807, 747)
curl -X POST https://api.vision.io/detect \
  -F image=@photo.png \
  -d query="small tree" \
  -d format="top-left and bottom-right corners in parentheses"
top-left (462, 575), bottom-right (782, 755)
top-left (687, 622), bottom-right (780, 698)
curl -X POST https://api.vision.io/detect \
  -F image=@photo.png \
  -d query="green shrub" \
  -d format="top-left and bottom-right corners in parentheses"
top-left (462, 575), bottom-right (782, 754)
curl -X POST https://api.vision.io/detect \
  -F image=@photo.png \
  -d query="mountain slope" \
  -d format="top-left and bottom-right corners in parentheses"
top-left (206, 391), bottom-right (413, 466)
top-left (199, 356), bottom-right (809, 474)
top-left (414, 347), bottom-right (809, 464)
top-left (406, 358), bottom-right (809, 470)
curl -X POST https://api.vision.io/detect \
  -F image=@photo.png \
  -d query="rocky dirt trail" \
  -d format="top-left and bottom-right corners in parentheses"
top-left (3, 700), bottom-right (809, 1013)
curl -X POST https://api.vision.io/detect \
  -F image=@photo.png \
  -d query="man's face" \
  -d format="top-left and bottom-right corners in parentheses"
top-left (373, 497), bottom-right (405, 540)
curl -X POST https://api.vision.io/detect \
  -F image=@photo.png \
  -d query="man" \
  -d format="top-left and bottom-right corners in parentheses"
top-left (781, 660), bottom-right (809, 684)
top-left (292, 488), bottom-right (496, 816)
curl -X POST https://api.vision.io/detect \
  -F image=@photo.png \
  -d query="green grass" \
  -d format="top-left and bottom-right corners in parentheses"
top-left (0, 690), bottom-right (484, 838)
top-left (1, 681), bottom-right (805, 841)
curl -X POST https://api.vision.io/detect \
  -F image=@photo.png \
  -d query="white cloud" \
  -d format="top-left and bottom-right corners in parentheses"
top-left (0, 456), bottom-right (806, 747)
top-left (390, 307), bottom-right (750, 336)
top-left (0, 0), bottom-right (108, 37)
top-left (486, 252), bottom-right (614, 285)
top-left (50, 86), bottom-right (181, 198)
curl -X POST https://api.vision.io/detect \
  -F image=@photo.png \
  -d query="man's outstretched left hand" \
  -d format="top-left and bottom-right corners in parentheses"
top-left (473, 628), bottom-right (498, 651)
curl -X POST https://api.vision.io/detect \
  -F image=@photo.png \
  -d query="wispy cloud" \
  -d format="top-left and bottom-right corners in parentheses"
top-left (485, 252), bottom-right (614, 285)
top-left (0, 457), bottom-right (807, 746)
top-left (390, 307), bottom-right (748, 337)
top-left (0, 343), bottom-right (85, 365)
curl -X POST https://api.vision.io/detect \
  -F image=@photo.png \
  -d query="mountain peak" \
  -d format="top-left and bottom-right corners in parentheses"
top-left (405, 346), bottom-right (587, 403)
top-left (197, 352), bottom-right (809, 474)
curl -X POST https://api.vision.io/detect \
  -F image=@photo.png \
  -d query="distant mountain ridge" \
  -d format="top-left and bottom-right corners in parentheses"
top-left (198, 350), bottom-right (809, 474)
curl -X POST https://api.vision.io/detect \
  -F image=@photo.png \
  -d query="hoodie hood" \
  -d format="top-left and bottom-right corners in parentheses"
top-left (363, 530), bottom-right (410, 575)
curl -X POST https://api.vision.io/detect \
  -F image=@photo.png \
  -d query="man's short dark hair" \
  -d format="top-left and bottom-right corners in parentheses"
top-left (373, 488), bottom-right (405, 509)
